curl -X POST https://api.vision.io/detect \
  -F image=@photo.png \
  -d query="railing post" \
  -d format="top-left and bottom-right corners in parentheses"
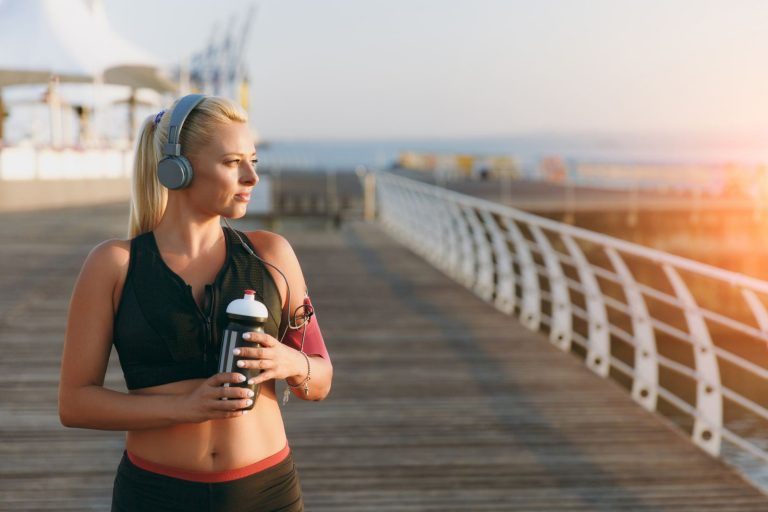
top-left (363, 171), bottom-right (377, 221)
top-left (463, 206), bottom-right (494, 302)
top-left (562, 235), bottom-right (610, 377)
top-left (416, 189), bottom-right (441, 266)
top-left (605, 247), bottom-right (658, 412)
top-left (742, 288), bottom-right (768, 335)
top-left (402, 187), bottom-right (420, 246)
top-left (437, 198), bottom-right (462, 281)
top-left (326, 169), bottom-right (339, 227)
top-left (414, 188), bottom-right (441, 265)
top-left (374, 173), bottom-right (386, 220)
top-left (663, 264), bottom-right (722, 457)
top-left (502, 218), bottom-right (540, 330)
top-left (451, 203), bottom-right (476, 289)
top-left (529, 225), bottom-right (572, 351)
top-left (479, 210), bottom-right (516, 314)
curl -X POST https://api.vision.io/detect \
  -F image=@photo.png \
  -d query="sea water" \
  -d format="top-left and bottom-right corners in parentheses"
top-left (256, 134), bottom-right (768, 173)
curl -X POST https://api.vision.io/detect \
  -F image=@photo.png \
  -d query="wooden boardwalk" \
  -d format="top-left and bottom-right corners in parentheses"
top-left (1, 202), bottom-right (767, 511)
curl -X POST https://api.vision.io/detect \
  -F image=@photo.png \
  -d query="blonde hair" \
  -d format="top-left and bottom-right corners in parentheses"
top-left (128, 96), bottom-right (249, 238)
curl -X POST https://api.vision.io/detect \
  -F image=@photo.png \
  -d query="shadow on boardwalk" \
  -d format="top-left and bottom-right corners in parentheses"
top-left (0, 202), bottom-right (766, 511)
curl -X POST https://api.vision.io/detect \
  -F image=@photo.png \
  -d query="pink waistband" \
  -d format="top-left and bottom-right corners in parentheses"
top-left (126, 443), bottom-right (290, 483)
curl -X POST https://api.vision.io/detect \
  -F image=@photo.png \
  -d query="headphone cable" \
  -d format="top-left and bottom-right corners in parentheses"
top-left (221, 217), bottom-right (310, 344)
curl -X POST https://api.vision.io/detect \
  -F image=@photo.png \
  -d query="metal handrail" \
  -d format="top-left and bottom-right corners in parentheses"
top-left (371, 170), bottom-right (768, 465)
top-left (531, 243), bottom-right (768, 343)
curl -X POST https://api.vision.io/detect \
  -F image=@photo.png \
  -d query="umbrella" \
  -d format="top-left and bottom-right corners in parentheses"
top-left (0, 0), bottom-right (176, 144)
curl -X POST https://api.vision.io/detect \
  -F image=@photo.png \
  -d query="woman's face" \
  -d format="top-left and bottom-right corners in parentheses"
top-left (185, 121), bottom-right (258, 219)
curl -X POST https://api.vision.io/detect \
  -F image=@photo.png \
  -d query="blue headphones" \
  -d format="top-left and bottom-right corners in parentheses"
top-left (157, 94), bottom-right (207, 190)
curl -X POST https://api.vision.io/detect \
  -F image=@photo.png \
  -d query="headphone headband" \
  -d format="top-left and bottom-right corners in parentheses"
top-left (162, 94), bottom-right (207, 157)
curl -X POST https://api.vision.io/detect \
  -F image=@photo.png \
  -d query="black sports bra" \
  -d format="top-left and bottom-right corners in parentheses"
top-left (113, 227), bottom-right (283, 390)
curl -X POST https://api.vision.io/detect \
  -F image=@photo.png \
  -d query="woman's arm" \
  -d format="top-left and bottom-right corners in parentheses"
top-left (244, 232), bottom-right (333, 401)
top-left (58, 240), bottom-right (253, 431)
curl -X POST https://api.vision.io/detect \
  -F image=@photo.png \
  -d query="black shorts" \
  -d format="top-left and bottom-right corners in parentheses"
top-left (111, 451), bottom-right (303, 512)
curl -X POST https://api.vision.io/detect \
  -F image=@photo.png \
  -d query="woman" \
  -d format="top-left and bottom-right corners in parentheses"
top-left (58, 94), bottom-right (332, 511)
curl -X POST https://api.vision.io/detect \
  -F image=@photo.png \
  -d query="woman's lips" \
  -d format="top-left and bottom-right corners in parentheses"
top-left (234, 193), bottom-right (251, 202)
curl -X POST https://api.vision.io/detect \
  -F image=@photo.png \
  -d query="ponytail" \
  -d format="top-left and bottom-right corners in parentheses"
top-left (128, 114), bottom-right (167, 238)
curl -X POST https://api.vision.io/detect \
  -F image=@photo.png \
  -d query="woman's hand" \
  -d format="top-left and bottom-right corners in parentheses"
top-left (175, 373), bottom-right (256, 423)
top-left (235, 332), bottom-right (306, 386)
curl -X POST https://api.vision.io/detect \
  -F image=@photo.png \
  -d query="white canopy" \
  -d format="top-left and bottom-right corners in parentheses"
top-left (0, 0), bottom-right (176, 91)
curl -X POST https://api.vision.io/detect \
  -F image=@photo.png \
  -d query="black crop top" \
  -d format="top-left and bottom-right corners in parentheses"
top-left (113, 227), bottom-right (283, 390)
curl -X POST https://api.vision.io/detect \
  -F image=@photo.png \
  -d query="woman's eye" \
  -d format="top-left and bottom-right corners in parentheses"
top-left (226, 159), bottom-right (240, 166)
top-left (251, 159), bottom-right (259, 168)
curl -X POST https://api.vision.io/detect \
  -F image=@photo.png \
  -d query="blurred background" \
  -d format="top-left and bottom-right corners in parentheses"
top-left (5, 0), bottom-right (768, 165)
top-left (4, 0), bottom-right (768, 273)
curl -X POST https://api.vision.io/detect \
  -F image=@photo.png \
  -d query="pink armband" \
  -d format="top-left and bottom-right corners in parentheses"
top-left (282, 300), bottom-right (331, 364)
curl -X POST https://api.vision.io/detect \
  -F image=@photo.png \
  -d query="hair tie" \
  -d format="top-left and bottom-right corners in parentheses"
top-left (153, 109), bottom-right (166, 126)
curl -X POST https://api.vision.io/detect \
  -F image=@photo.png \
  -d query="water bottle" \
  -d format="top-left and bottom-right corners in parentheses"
top-left (218, 289), bottom-right (268, 409)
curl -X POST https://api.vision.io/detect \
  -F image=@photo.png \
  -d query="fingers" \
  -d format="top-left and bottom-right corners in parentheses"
top-left (236, 357), bottom-right (276, 371)
top-left (243, 332), bottom-right (275, 346)
top-left (219, 384), bottom-right (254, 400)
top-left (211, 379), bottom-right (254, 412)
top-left (222, 332), bottom-right (292, 387)
top-left (184, 377), bottom-right (256, 422)
top-left (248, 369), bottom-right (276, 386)
top-left (208, 372), bottom-right (247, 386)
top-left (234, 345), bottom-right (267, 359)
top-left (237, 354), bottom-right (279, 370)
top-left (233, 345), bottom-right (278, 364)
top-left (208, 397), bottom-right (253, 413)
top-left (217, 397), bottom-right (254, 411)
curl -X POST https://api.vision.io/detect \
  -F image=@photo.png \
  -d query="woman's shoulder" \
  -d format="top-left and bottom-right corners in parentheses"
top-left (243, 230), bottom-right (295, 259)
top-left (89, 238), bottom-right (131, 259)
top-left (82, 238), bottom-right (131, 276)
top-left (242, 230), bottom-right (303, 280)
top-left (72, 239), bottom-right (132, 309)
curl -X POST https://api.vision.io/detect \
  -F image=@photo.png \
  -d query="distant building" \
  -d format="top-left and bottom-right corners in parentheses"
top-left (398, 151), bottom-right (521, 180)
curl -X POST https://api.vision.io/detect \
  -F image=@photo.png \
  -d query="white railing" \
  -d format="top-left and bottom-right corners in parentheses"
top-left (371, 170), bottom-right (768, 464)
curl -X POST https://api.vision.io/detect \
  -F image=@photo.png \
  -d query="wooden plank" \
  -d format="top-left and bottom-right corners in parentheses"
top-left (0, 202), bottom-right (766, 511)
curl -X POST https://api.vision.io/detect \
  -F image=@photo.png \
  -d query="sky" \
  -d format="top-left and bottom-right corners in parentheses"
top-left (59, 0), bottom-right (768, 142)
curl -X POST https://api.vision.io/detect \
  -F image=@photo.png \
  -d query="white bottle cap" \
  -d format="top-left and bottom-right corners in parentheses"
top-left (226, 290), bottom-right (268, 320)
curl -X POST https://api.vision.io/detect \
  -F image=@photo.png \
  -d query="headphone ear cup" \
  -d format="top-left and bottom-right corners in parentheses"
top-left (157, 155), bottom-right (194, 190)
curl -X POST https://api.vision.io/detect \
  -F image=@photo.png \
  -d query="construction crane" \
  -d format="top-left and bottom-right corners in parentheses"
top-left (182, 2), bottom-right (257, 109)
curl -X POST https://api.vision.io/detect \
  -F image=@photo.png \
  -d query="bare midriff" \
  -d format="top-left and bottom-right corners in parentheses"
top-left (126, 379), bottom-right (287, 473)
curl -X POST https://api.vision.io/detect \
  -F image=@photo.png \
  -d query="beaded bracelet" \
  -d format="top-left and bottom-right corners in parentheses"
top-left (283, 352), bottom-right (311, 404)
